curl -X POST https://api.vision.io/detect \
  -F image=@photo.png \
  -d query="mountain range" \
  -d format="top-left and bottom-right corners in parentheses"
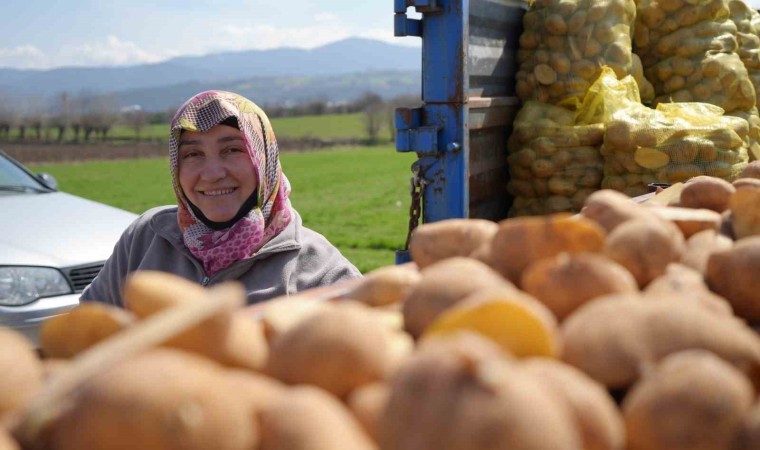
top-left (0, 38), bottom-right (422, 112)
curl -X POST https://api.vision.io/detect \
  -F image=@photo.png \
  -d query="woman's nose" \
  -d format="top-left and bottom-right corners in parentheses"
top-left (199, 159), bottom-right (226, 181)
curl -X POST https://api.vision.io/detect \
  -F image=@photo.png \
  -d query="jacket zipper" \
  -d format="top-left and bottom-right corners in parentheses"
top-left (200, 276), bottom-right (210, 286)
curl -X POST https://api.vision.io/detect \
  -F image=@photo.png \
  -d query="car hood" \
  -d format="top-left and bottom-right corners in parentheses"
top-left (0, 192), bottom-right (138, 268)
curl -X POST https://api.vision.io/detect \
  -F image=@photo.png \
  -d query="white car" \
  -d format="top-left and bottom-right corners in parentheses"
top-left (0, 151), bottom-right (138, 345)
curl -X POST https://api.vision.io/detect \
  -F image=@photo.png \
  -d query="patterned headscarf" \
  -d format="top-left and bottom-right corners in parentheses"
top-left (169, 91), bottom-right (292, 276)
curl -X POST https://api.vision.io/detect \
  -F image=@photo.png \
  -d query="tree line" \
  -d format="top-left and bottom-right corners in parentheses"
top-left (0, 91), bottom-right (419, 145)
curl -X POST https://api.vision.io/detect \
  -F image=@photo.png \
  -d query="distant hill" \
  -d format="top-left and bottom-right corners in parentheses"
top-left (111, 70), bottom-right (420, 112)
top-left (0, 38), bottom-right (421, 108)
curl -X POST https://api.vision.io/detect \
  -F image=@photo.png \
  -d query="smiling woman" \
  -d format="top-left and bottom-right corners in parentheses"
top-left (80, 90), bottom-right (361, 307)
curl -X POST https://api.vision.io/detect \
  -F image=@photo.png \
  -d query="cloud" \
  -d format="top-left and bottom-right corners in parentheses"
top-left (0, 45), bottom-right (48, 70)
top-left (57, 36), bottom-right (164, 67)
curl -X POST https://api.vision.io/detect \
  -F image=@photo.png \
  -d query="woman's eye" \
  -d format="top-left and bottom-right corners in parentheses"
top-left (224, 147), bottom-right (245, 154)
top-left (181, 150), bottom-right (201, 160)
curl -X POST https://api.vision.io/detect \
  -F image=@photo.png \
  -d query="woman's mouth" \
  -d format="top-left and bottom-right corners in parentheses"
top-left (201, 187), bottom-right (237, 197)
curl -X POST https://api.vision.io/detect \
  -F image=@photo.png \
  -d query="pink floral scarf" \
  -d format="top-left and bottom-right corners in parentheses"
top-left (169, 91), bottom-right (292, 276)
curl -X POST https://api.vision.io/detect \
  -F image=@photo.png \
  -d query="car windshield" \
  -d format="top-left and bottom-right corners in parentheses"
top-left (0, 154), bottom-right (48, 194)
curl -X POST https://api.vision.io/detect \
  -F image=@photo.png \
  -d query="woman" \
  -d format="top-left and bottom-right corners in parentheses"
top-left (82, 90), bottom-right (361, 306)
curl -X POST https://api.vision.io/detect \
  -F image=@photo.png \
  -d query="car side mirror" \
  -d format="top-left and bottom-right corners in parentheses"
top-left (37, 173), bottom-right (59, 191)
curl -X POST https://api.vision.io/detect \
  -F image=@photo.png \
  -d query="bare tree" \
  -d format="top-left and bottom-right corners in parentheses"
top-left (49, 92), bottom-right (72, 143)
top-left (122, 105), bottom-right (146, 140)
top-left (357, 92), bottom-right (385, 145)
top-left (0, 91), bottom-right (17, 141)
top-left (79, 92), bottom-right (119, 142)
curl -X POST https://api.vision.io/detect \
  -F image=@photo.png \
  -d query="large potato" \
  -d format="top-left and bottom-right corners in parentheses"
top-left (40, 303), bottom-right (135, 359)
top-left (409, 219), bottom-right (498, 269)
top-left (623, 350), bottom-right (754, 450)
top-left (581, 189), bottom-right (659, 233)
top-left (706, 237), bottom-right (760, 321)
top-left (680, 175), bottom-right (735, 212)
top-left (0, 328), bottom-right (42, 421)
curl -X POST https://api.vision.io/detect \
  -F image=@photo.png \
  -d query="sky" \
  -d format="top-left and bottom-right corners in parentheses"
top-left (3, 1), bottom-right (760, 71)
top-left (0, 0), bottom-right (421, 70)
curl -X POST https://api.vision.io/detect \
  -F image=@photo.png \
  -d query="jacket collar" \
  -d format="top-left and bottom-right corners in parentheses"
top-left (149, 206), bottom-right (302, 260)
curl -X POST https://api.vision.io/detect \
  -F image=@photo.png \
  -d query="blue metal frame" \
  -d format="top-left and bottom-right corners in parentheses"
top-left (394, 0), bottom-right (469, 263)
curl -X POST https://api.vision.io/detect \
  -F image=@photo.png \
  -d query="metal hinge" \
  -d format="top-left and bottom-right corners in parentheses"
top-left (395, 107), bottom-right (441, 155)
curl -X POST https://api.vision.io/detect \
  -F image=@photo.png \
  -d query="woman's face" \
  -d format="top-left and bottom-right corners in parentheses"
top-left (177, 124), bottom-right (257, 222)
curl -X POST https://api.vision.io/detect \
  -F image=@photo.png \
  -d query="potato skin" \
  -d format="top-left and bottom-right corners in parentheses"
top-left (521, 253), bottom-right (637, 320)
top-left (623, 350), bottom-right (754, 450)
top-left (490, 214), bottom-right (606, 284)
top-left (40, 303), bottom-right (134, 359)
top-left (345, 265), bottom-right (421, 307)
top-left (679, 229), bottom-right (733, 274)
top-left (0, 429), bottom-right (19, 450)
top-left (680, 175), bottom-right (735, 212)
top-left (347, 382), bottom-right (389, 443)
top-left (561, 295), bottom-right (760, 388)
top-left (643, 263), bottom-right (733, 316)
top-left (402, 257), bottom-right (514, 338)
top-left (409, 219), bottom-right (498, 269)
top-left (738, 160), bottom-right (760, 179)
top-left (604, 219), bottom-right (685, 287)
top-left (522, 358), bottom-right (625, 450)
top-left (49, 349), bottom-right (260, 450)
top-left (706, 237), bottom-right (760, 322)
top-left (0, 328), bottom-right (43, 421)
top-left (266, 303), bottom-right (406, 399)
top-left (379, 335), bottom-right (582, 450)
top-left (258, 386), bottom-right (376, 450)
top-left (581, 189), bottom-right (658, 233)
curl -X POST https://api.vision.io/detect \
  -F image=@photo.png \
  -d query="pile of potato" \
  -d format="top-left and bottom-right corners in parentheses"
top-left (1, 164), bottom-right (758, 450)
top-left (729, 1), bottom-right (760, 160)
top-left (507, 101), bottom-right (605, 216)
top-left (634, 0), bottom-right (756, 112)
top-left (602, 102), bottom-right (750, 196)
top-left (515, 0), bottom-right (641, 106)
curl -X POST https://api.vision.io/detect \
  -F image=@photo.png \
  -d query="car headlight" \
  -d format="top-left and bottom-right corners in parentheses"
top-left (0, 267), bottom-right (72, 306)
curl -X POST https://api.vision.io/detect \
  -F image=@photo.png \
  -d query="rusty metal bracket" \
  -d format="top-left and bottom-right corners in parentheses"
top-left (403, 161), bottom-right (429, 251)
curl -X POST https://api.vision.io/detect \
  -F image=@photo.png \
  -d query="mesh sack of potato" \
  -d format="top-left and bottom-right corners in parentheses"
top-left (515, 0), bottom-right (638, 108)
top-left (506, 101), bottom-right (604, 216)
top-left (730, 0), bottom-right (760, 102)
top-left (727, 107), bottom-right (760, 161)
top-left (635, 0), bottom-right (756, 112)
top-left (602, 102), bottom-right (749, 197)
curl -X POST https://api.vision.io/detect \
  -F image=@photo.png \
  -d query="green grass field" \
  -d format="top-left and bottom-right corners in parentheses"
top-left (12, 113), bottom-right (387, 143)
top-left (30, 146), bottom-right (416, 273)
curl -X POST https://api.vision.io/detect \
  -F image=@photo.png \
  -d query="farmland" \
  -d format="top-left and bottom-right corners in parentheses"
top-left (29, 145), bottom-right (416, 272)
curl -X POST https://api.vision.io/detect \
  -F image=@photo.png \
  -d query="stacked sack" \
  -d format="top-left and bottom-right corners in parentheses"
top-left (603, 102), bottom-right (750, 196)
top-left (634, 0), bottom-right (756, 111)
top-left (728, 0), bottom-right (760, 160)
top-left (507, 101), bottom-right (605, 216)
top-left (515, 0), bottom-right (649, 107)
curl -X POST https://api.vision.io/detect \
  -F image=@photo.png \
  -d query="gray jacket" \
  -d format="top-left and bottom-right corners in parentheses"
top-left (81, 206), bottom-right (362, 307)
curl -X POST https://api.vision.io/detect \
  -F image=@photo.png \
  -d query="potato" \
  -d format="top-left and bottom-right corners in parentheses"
top-left (680, 175), bottom-right (736, 212)
top-left (604, 219), bottom-right (685, 287)
top-left (490, 214), bottom-right (606, 284)
top-left (623, 350), bottom-right (754, 450)
top-left (739, 160), bottom-right (760, 178)
top-left (648, 205), bottom-right (722, 238)
top-left (706, 237), bottom-right (760, 322)
top-left (266, 302), bottom-right (411, 399)
top-left (642, 263), bottom-right (733, 316)
top-left (730, 185), bottom-right (760, 239)
top-left (379, 335), bottom-right (582, 450)
top-left (344, 264), bottom-right (420, 307)
top-left (521, 252), bottom-right (638, 321)
top-left (402, 257), bottom-right (514, 338)
top-left (40, 302), bottom-right (135, 359)
top-left (0, 328), bottom-right (42, 421)
top-left (733, 401), bottom-right (760, 450)
top-left (521, 358), bottom-right (625, 450)
top-left (733, 177), bottom-right (760, 189)
top-left (223, 370), bottom-right (287, 411)
top-left (679, 228), bottom-right (734, 274)
top-left (581, 189), bottom-right (659, 233)
top-left (561, 295), bottom-right (760, 388)
top-left (259, 296), bottom-right (330, 342)
top-left (409, 219), bottom-right (497, 269)
top-left (258, 386), bottom-right (376, 450)
top-left (423, 287), bottom-right (560, 358)
top-left (0, 429), bottom-right (19, 450)
top-left (49, 349), bottom-right (260, 450)
top-left (347, 382), bottom-right (389, 443)
top-left (123, 271), bottom-right (268, 371)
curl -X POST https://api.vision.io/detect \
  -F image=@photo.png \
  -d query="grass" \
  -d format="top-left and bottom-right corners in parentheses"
top-left (30, 145), bottom-right (416, 272)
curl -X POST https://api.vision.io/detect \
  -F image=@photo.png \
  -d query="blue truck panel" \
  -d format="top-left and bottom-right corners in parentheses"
top-left (395, 0), bottom-right (526, 262)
